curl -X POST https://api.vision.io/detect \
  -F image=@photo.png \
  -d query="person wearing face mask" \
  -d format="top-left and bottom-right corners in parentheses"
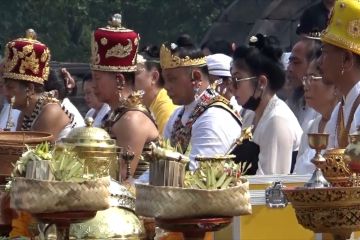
top-left (162, 35), bottom-right (242, 171)
top-left (230, 34), bottom-right (303, 175)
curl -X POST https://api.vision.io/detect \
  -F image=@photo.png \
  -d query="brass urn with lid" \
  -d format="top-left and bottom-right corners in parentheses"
top-left (59, 117), bottom-right (121, 179)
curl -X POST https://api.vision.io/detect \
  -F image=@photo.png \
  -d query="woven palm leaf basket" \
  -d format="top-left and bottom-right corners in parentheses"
top-left (10, 176), bottom-right (110, 213)
top-left (135, 178), bottom-right (251, 219)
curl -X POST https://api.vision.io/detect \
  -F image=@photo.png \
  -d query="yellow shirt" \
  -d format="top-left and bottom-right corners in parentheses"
top-left (149, 89), bottom-right (177, 135)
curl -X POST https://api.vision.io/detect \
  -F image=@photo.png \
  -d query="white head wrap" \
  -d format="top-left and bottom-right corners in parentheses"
top-left (206, 53), bottom-right (232, 77)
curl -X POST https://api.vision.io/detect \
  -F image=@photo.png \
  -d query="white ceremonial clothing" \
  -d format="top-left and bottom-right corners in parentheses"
top-left (327, 81), bottom-right (360, 148)
top-left (61, 98), bottom-right (85, 128)
top-left (0, 102), bottom-right (20, 131)
top-left (287, 93), bottom-right (318, 130)
top-left (85, 103), bottom-right (111, 128)
top-left (294, 115), bottom-right (331, 175)
top-left (243, 95), bottom-right (303, 175)
top-left (164, 91), bottom-right (242, 171)
top-left (57, 98), bottom-right (86, 140)
top-left (230, 96), bottom-right (243, 115)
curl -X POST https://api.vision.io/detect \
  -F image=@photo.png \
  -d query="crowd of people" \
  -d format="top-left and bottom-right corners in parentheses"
top-left (1, 0), bottom-right (360, 237)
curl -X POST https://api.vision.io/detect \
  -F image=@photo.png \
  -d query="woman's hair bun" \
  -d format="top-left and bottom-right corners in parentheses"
top-left (176, 34), bottom-right (195, 48)
top-left (248, 33), bottom-right (282, 62)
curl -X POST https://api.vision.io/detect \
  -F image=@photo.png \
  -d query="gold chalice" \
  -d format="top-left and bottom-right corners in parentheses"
top-left (308, 133), bottom-right (329, 168)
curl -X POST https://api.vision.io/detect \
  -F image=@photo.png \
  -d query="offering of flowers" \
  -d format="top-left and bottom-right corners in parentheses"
top-left (9, 142), bottom-right (110, 214)
top-left (184, 156), bottom-right (250, 190)
top-left (11, 142), bottom-right (89, 182)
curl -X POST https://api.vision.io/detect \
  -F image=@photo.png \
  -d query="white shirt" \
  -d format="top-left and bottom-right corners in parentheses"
top-left (243, 95), bottom-right (303, 175)
top-left (230, 96), bottom-right (242, 115)
top-left (164, 91), bottom-right (242, 171)
top-left (85, 103), bottom-right (111, 128)
top-left (294, 115), bottom-right (331, 175)
top-left (327, 81), bottom-right (360, 148)
top-left (0, 102), bottom-right (20, 131)
top-left (61, 98), bottom-right (85, 128)
top-left (57, 98), bottom-right (86, 140)
top-left (286, 93), bottom-right (318, 130)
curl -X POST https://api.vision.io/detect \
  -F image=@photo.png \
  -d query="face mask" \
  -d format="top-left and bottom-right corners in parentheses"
top-left (242, 95), bottom-right (261, 111)
top-left (242, 79), bottom-right (262, 111)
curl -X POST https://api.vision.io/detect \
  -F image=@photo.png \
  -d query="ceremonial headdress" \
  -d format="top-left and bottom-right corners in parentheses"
top-left (321, 0), bottom-right (360, 55)
top-left (206, 53), bottom-right (232, 77)
top-left (91, 13), bottom-right (140, 72)
top-left (2, 29), bottom-right (50, 85)
top-left (159, 43), bottom-right (206, 70)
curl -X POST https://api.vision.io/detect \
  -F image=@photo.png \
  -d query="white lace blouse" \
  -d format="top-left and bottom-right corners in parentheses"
top-left (243, 95), bottom-right (303, 175)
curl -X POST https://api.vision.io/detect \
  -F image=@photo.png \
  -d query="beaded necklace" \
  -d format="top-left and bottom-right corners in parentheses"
top-left (21, 92), bottom-right (74, 131)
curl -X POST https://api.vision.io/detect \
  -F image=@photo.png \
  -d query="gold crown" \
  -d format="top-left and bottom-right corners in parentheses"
top-left (160, 44), bottom-right (206, 69)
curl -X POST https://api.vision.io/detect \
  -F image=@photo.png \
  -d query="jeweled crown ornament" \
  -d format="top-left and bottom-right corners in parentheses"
top-left (91, 13), bottom-right (140, 72)
top-left (321, 0), bottom-right (360, 55)
top-left (2, 29), bottom-right (51, 85)
top-left (159, 44), bottom-right (207, 69)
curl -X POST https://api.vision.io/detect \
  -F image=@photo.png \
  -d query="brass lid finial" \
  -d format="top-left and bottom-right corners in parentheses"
top-left (25, 29), bottom-right (37, 40)
top-left (85, 117), bottom-right (94, 127)
top-left (108, 13), bottom-right (122, 28)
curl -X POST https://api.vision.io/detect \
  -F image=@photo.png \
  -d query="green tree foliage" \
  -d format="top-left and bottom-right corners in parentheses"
top-left (0, 0), bottom-right (232, 62)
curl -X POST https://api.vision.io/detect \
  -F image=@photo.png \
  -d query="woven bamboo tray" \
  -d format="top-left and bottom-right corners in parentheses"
top-left (10, 177), bottom-right (110, 213)
top-left (135, 178), bottom-right (251, 219)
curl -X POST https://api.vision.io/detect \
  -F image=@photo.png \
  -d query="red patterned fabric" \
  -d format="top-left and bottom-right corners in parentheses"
top-left (91, 17), bottom-right (140, 72)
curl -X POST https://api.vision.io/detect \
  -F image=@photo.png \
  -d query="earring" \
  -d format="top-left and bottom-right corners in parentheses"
top-left (25, 88), bottom-right (30, 107)
top-left (341, 68), bottom-right (345, 75)
top-left (194, 82), bottom-right (202, 100)
top-left (116, 76), bottom-right (126, 103)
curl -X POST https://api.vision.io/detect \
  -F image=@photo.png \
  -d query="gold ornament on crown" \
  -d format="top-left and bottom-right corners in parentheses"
top-left (160, 44), bottom-right (207, 69)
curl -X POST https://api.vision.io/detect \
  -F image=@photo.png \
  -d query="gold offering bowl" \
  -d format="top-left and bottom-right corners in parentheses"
top-left (283, 186), bottom-right (360, 240)
top-left (321, 149), bottom-right (351, 187)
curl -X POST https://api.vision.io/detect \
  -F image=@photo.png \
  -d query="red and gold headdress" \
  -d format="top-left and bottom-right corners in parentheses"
top-left (91, 14), bottom-right (140, 72)
top-left (2, 29), bottom-right (50, 85)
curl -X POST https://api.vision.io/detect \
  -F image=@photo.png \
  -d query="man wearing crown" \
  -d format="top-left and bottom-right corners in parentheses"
top-left (90, 14), bottom-right (158, 180)
top-left (161, 37), bottom-right (242, 170)
top-left (318, 0), bottom-right (360, 148)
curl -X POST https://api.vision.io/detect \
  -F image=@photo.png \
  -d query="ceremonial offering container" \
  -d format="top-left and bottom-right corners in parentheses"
top-left (60, 117), bottom-right (120, 178)
top-left (0, 131), bottom-right (53, 176)
top-left (0, 131), bottom-right (52, 234)
top-left (322, 148), bottom-right (351, 186)
top-left (10, 177), bottom-right (110, 213)
top-left (144, 141), bottom-right (189, 187)
top-left (282, 128), bottom-right (360, 239)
